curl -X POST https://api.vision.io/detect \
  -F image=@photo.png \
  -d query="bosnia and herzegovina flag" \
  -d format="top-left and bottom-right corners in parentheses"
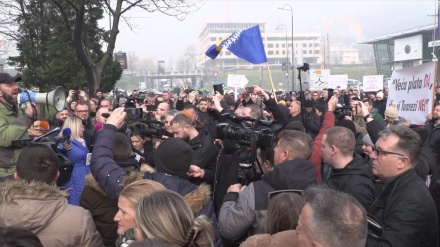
top-left (205, 25), bottom-right (267, 64)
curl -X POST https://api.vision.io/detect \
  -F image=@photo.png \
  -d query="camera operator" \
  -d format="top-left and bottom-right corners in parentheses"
top-left (0, 73), bottom-right (35, 182)
top-left (218, 130), bottom-right (316, 242)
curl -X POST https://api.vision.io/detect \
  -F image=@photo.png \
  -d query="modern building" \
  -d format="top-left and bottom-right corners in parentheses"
top-left (197, 22), bottom-right (322, 71)
top-left (362, 24), bottom-right (438, 79)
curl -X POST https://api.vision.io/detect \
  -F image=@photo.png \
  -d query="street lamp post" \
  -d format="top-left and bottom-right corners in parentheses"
top-left (276, 25), bottom-right (289, 91)
top-left (279, 4), bottom-right (295, 91)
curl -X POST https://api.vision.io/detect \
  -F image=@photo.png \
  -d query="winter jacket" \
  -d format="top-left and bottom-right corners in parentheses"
top-left (188, 130), bottom-right (219, 185)
top-left (305, 113), bottom-right (322, 139)
top-left (60, 138), bottom-right (90, 205)
top-left (219, 158), bottom-right (316, 241)
top-left (0, 180), bottom-right (103, 247)
top-left (240, 230), bottom-right (298, 247)
top-left (325, 153), bottom-right (375, 209)
top-left (0, 102), bottom-right (32, 177)
top-left (366, 169), bottom-right (438, 247)
top-left (79, 174), bottom-right (119, 247)
top-left (90, 125), bottom-right (222, 247)
top-left (424, 120), bottom-right (440, 164)
top-left (309, 110), bottom-right (336, 181)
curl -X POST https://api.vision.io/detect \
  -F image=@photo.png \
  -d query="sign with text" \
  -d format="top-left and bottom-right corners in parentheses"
top-left (328, 74), bottom-right (348, 89)
top-left (227, 74), bottom-right (248, 88)
top-left (309, 69), bottom-right (330, 91)
top-left (362, 75), bottom-right (384, 92)
top-left (387, 61), bottom-right (436, 125)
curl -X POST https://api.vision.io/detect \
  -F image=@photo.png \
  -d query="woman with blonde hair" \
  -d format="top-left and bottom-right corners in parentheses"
top-left (57, 116), bottom-right (89, 205)
top-left (134, 190), bottom-right (214, 247)
top-left (115, 180), bottom-right (166, 247)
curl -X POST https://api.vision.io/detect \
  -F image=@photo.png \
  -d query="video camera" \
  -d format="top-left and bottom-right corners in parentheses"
top-left (215, 113), bottom-right (278, 185)
top-left (124, 107), bottom-right (173, 139)
top-left (11, 128), bottom-right (74, 188)
top-left (333, 105), bottom-right (352, 124)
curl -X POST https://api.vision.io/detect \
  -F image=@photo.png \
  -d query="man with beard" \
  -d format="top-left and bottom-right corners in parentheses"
top-left (47, 107), bottom-right (69, 129)
top-left (170, 114), bottom-right (218, 185)
top-left (0, 73), bottom-right (35, 181)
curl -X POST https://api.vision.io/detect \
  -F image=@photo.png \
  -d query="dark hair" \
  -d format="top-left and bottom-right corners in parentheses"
top-left (16, 144), bottom-right (59, 184)
top-left (262, 192), bottom-right (305, 234)
top-left (303, 185), bottom-right (367, 247)
top-left (114, 133), bottom-right (132, 161)
top-left (0, 227), bottom-right (43, 247)
top-left (378, 125), bottom-right (421, 166)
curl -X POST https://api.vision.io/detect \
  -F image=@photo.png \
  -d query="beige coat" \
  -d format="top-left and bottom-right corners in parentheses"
top-left (0, 180), bottom-right (103, 247)
top-left (240, 230), bottom-right (299, 247)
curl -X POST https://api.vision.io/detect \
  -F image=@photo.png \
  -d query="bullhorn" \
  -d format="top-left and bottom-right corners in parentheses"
top-left (18, 86), bottom-right (66, 112)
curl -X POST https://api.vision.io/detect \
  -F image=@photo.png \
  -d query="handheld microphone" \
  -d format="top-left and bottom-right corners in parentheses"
top-left (62, 128), bottom-right (71, 144)
top-left (39, 121), bottom-right (49, 131)
top-left (94, 122), bottom-right (103, 132)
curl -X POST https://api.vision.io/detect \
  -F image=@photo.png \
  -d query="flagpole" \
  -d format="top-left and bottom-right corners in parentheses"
top-left (265, 62), bottom-right (278, 103)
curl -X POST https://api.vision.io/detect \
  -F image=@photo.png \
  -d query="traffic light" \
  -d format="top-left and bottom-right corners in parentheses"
top-left (282, 62), bottom-right (287, 71)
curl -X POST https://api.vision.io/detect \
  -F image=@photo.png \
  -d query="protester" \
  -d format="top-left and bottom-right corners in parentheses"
top-left (0, 227), bottom-right (44, 247)
top-left (134, 190), bottom-right (214, 247)
top-left (365, 125), bottom-right (438, 246)
top-left (0, 144), bottom-right (103, 247)
top-left (90, 107), bottom-right (222, 246)
top-left (240, 191), bottom-right (305, 247)
top-left (296, 186), bottom-right (367, 247)
top-left (0, 73), bottom-right (35, 182)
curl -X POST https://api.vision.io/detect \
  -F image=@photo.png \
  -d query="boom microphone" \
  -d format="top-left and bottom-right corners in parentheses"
top-left (62, 128), bottom-right (71, 144)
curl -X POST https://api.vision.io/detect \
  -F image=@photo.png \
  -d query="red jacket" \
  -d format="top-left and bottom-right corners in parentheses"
top-left (309, 111), bottom-right (335, 181)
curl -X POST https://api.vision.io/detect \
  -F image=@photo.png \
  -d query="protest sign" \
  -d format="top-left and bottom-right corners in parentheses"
top-left (309, 69), bottom-right (330, 91)
top-left (328, 75), bottom-right (348, 89)
top-left (362, 75), bottom-right (383, 92)
top-left (387, 61), bottom-right (436, 125)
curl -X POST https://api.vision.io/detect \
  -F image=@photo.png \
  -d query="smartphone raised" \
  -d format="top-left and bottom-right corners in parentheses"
top-left (146, 105), bottom-right (157, 112)
top-left (246, 86), bottom-right (255, 93)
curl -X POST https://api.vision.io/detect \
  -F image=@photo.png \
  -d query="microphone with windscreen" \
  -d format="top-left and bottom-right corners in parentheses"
top-left (94, 122), bottom-right (103, 132)
top-left (39, 121), bottom-right (49, 131)
top-left (62, 128), bottom-right (71, 144)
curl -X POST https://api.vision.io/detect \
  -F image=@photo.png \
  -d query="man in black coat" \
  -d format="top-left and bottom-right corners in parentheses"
top-left (322, 126), bottom-right (375, 209)
top-left (362, 110), bottom-right (438, 246)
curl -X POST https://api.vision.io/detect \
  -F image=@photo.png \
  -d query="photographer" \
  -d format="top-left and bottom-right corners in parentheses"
top-left (0, 73), bottom-right (35, 182)
top-left (218, 130), bottom-right (316, 241)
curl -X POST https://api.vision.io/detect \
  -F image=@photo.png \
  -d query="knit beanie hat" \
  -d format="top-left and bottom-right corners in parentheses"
top-left (154, 138), bottom-right (193, 178)
top-left (362, 134), bottom-right (375, 148)
top-left (384, 103), bottom-right (398, 119)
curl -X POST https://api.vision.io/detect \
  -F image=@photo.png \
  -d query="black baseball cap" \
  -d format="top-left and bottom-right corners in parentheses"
top-left (0, 73), bottom-right (21, 84)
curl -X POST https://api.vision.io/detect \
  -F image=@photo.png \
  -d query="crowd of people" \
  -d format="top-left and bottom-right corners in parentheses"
top-left (0, 70), bottom-right (439, 247)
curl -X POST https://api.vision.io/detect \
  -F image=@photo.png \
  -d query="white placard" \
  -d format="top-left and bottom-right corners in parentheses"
top-left (309, 69), bottom-right (330, 91)
top-left (362, 75), bottom-right (383, 92)
top-left (387, 61), bottom-right (436, 125)
top-left (328, 74), bottom-right (348, 89)
top-left (227, 74), bottom-right (248, 88)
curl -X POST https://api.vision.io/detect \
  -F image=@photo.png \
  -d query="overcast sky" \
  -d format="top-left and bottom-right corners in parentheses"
top-left (110, 0), bottom-right (435, 62)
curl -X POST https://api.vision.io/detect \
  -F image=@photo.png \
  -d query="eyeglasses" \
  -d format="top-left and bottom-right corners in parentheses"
top-left (268, 189), bottom-right (303, 202)
top-left (373, 147), bottom-right (405, 157)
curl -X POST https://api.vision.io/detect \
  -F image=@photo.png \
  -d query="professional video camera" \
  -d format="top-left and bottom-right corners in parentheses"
top-left (333, 105), bottom-right (352, 124)
top-left (124, 107), bottom-right (173, 139)
top-left (215, 113), bottom-right (279, 185)
top-left (11, 128), bottom-right (74, 188)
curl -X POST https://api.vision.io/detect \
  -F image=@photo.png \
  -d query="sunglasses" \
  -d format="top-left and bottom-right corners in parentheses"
top-left (373, 147), bottom-right (404, 157)
top-left (268, 189), bottom-right (303, 202)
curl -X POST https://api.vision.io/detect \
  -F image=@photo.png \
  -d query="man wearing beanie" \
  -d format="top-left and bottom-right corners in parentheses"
top-left (384, 103), bottom-right (410, 127)
top-left (90, 108), bottom-right (222, 247)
